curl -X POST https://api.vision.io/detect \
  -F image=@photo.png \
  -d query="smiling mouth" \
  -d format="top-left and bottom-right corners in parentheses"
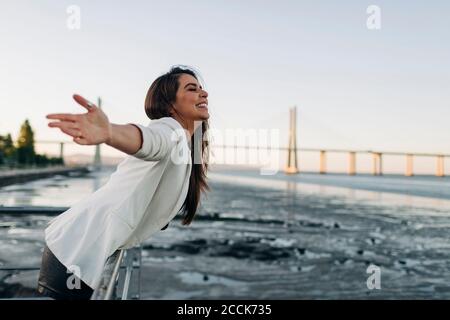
top-left (195, 103), bottom-right (208, 110)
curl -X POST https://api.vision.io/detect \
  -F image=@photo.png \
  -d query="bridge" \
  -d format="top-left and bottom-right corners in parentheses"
top-left (36, 100), bottom-right (447, 177)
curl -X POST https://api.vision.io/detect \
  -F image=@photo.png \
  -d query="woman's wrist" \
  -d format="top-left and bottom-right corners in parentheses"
top-left (105, 123), bottom-right (114, 146)
top-left (104, 123), bottom-right (142, 155)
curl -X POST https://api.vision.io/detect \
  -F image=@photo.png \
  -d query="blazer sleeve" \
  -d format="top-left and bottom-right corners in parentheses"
top-left (129, 122), bottom-right (178, 161)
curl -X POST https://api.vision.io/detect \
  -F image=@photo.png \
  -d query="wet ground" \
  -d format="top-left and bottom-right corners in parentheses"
top-left (1, 166), bottom-right (450, 299)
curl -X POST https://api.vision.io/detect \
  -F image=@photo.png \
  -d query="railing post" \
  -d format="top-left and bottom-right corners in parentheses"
top-left (319, 150), bottom-right (326, 174)
top-left (121, 250), bottom-right (133, 300)
top-left (348, 152), bottom-right (356, 175)
top-left (90, 249), bottom-right (125, 300)
top-left (372, 152), bottom-right (383, 176)
top-left (379, 153), bottom-right (383, 175)
top-left (372, 152), bottom-right (377, 175)
top-left (406, 154), bottom-right (414, 176)
top-left (436, 155), bottom-right (445, 177)
top-left (90, 246), bottom-right (142, 300)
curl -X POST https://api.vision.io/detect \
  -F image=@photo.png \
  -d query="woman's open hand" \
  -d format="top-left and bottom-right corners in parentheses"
top-left (46, 94), bottom-right (112, 145)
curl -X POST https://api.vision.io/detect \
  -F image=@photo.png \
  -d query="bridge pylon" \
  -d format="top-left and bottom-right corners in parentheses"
top-left (284, 106), bottom-right (299, 174)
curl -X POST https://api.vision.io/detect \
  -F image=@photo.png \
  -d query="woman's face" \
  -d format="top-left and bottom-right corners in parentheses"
top-left (172, 73), bottom-right (209, 122)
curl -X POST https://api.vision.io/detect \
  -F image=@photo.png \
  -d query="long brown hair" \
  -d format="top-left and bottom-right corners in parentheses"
top-left (144, 66), bottom-right (210, 225)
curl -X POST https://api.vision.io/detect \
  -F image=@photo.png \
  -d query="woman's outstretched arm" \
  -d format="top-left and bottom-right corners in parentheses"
top-left (46, 94), bottom-right (143, 155)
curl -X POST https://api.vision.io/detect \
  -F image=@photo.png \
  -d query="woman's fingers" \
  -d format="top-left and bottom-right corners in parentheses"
top-left (46, 94), bottom-right (105, 145)
top-left (73, 136), bottom-right (89, 145)
top-left (61, 127), bottom-right (81, 138)
top-left (73, 94), bottom-right (97, 112)
top-left (48, 121), bottom-right (79, 129)
top-left (46, 113), bottom-right (78, 122)
top-left (48, 121), bottom-right (81, 138)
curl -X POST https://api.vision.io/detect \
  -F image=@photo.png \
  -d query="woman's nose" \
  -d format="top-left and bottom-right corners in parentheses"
top-left (201, 89), bottom-right (208, 98)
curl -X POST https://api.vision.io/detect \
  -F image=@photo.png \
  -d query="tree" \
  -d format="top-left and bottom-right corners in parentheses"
top-left (16, 119), bottom-right (36, 165)
top-left (1, 121), bottom-right (62, 168)
top-left (0, 133), bottom-right (16, 165)
top-left (3, 134), bottom-right (16, 159)
top-left (0, 136), bottom-right (4, 165)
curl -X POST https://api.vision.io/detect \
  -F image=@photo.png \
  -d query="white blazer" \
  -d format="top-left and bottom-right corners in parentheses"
top-left (44, 117), bottom-right (192, 289)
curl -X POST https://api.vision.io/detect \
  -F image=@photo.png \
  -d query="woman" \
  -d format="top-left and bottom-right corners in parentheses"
top-left (37, 66), bottom-right (210, 300)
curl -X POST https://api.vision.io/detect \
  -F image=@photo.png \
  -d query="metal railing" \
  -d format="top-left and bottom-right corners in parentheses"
top-left (91, 246), bottom-right (142, 300)
top-left (0, 246), bottom-right (142, 300)
top-left (0, 206), bottom-right (142, 300)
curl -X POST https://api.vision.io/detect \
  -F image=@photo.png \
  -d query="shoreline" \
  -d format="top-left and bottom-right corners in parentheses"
top-left (0, 166), bottom-right (90, 188)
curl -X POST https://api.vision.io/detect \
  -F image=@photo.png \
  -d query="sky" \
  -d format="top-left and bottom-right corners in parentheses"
top-left (1, 1), bottom-right (449, 173)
